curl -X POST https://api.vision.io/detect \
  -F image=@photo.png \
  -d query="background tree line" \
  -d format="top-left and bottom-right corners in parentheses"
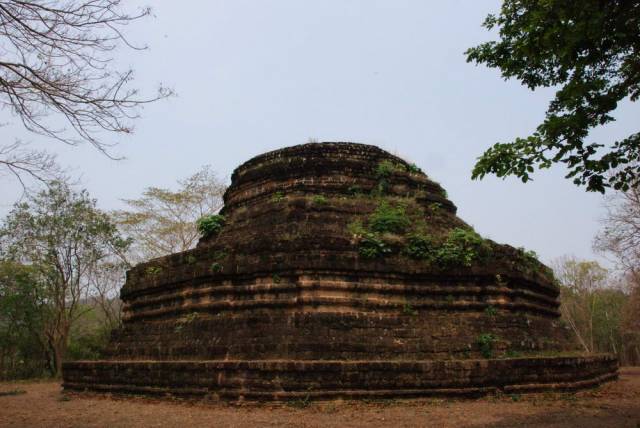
top-left (0, 167), bottom-right (225, 379)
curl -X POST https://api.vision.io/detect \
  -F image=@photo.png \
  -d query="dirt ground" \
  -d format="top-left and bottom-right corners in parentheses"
top-left (0, 368), bottom-right (639, 428)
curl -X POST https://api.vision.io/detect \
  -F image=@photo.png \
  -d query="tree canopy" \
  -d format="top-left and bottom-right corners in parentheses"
top-left (0, 180), bottom-right (130, 375)
top-left (114, 165), bottom-right (226, 262)
top-left (466, 0), bottom-right (640, 193)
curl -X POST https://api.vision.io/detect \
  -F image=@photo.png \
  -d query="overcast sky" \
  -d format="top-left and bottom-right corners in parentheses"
top-left (1, 0), bottom-right (638, 266)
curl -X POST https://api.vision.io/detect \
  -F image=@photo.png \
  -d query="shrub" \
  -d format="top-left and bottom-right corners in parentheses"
top-left (271, 191), bottom-right (285, 202)
top-left (347, 185), bottom-right (363, 196)
top-left (210, 262), bottom-right (223, 273)
top-left (347, 220), bottom-right (366, 237)
top-left (436, 228), bottom-right (488, 267)
top-left (212, 250), bottom-right (227, 260)
top-left (359, 233), bottom-right (392, 259)
top-left (484, 305), bottom-right (498, 317)
top-left (196, 214), bottom-right (225, 237)
top-left (402, 303), bottom-right (418, 316)
top-left (146, 266), bottom-right (162, 276)
top-left (405, 234), bottom-right (436, 260)
top-left (369, 202), bottom-right (410, 234)
top-left (375, 160), bottom-right (399, 179)
top-left (477, 333), bottom-right (497, 358)
top-left (407, 163), bottom-right (423, 174)
top-left (312, 195), bottom-right (328, 205)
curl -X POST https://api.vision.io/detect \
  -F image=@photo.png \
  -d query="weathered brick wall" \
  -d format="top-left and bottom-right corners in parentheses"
top-left (64, 355), bottom-right (617, 400)
top-left (63, 142), bottom-right (617, 399)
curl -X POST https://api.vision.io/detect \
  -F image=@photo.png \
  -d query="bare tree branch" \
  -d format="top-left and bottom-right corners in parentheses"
top-left (0, 1), bottom-right (173, 184)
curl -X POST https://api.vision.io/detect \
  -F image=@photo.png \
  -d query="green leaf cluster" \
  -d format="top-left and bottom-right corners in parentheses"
top-left (311, 195), bottom-right (328, 205)
top-left (369, 201), bottom-right (410, 234)
top-left (196, 214), bottom-right (225, 237)
top-left (358, 232), bottom-right (393, 259)
top-left (405, 228), bottom-right (490, 267)
top-left (466, 0), bottom-right (640, 192)
top-left (476, 333), bottom-right (497, 358)
top-left (437, 228), bottom-right (489, 267)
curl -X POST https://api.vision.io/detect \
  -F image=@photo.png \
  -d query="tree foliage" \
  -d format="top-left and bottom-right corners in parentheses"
top-left (0, 180), bottom-right (129, 376)
top-left (114, 165), bottom-right (226, 262)
top-left (0, 261), bottom-right (49, 378)
top-left (466, 0), bottom-right (640, 192)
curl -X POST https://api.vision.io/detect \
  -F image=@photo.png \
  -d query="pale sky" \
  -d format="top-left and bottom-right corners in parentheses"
top-left (1, 0), bottom-right (638, 266)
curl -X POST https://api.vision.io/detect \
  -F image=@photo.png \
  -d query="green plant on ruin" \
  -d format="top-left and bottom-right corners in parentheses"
top-left (373, 160), bottom-right (405, 196)
top-left (406, 163), bottom-right (423, 174)
top-left (402, 302), bottom-right (418, 316)
top-left (271, 191), bottom-right (285, 203)
top-left (196, 214), bottom-right (225, 237)
top-left (428, 202), bottom-right (443, 212)
top-left (174, 312), bottom-right (200, 333)
top-left (347, 219), bottom-right (366, 237)
top-left (372, 179), bottom-right (390, 196)
top-left (146, 266), bottom-right (163, 276)
top-left (514, 247), bottom-right (555, 281)
top-left (484, 305), bottom-right (498, 317)
top-left (212, 250), bottom-right (227, 260)
top-left (477, 333), bottom-right (497, 358)
top-left (405, 234), bottom-right (436, 260)
top-left (272, 273), bottom-right (281, 284)
top-left (185, 254), bottom-right (197, 264)
top-left (210, 262), bottom-right (223, 273)
top-left (504, 349), bottom-right (522, 359)
top-left (347, 186), bottom-right (493, 267)
top-left (359, 232), bottom-right (392, 259)
top-left (517, 247), bottom-right (540, 269)
top-left (375, 160), bottom-right (401, 179)
top-left (311, 195), bottom-right (328, 205)
top-left (179, 312), bottom-right (200, 324)
top-left (436, 228), bottom-right (489, 267)
top-left (347, 185), bottom-right (363, 196)
top-left (369, 201), bottom-right (410, 234)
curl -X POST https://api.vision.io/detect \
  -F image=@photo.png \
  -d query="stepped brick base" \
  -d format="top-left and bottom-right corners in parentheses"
top-left (64, 143), bottom-right (619, 400)
top-left (63, 355), bottom-right (618, 401)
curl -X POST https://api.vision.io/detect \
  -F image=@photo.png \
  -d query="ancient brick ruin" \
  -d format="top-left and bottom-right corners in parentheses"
top-left (63, 142), bottom-right (617, 400)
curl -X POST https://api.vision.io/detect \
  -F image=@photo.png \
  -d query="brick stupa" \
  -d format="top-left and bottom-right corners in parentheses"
top-left (64, 143), bottom-right (617, 400)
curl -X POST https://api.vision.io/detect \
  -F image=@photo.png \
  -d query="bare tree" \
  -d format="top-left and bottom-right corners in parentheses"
top-left (114, 165), bottom-right (226, 262)
top-left (87, 260), bottom-right (126, 330)
top-left (594, 181), bottom-right (640, 364)
top-left (554, 257), bottom-right (610, 353)
top-left (0, 140), bottom-right (63, 188)
top-left (0, 0), bottom-right (172, 184)
top-left (595, 184), bottom-right (640, 280)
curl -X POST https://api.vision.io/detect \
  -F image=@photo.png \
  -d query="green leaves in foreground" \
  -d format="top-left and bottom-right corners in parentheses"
top-left (466, 0), bottom-right (640, 192)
